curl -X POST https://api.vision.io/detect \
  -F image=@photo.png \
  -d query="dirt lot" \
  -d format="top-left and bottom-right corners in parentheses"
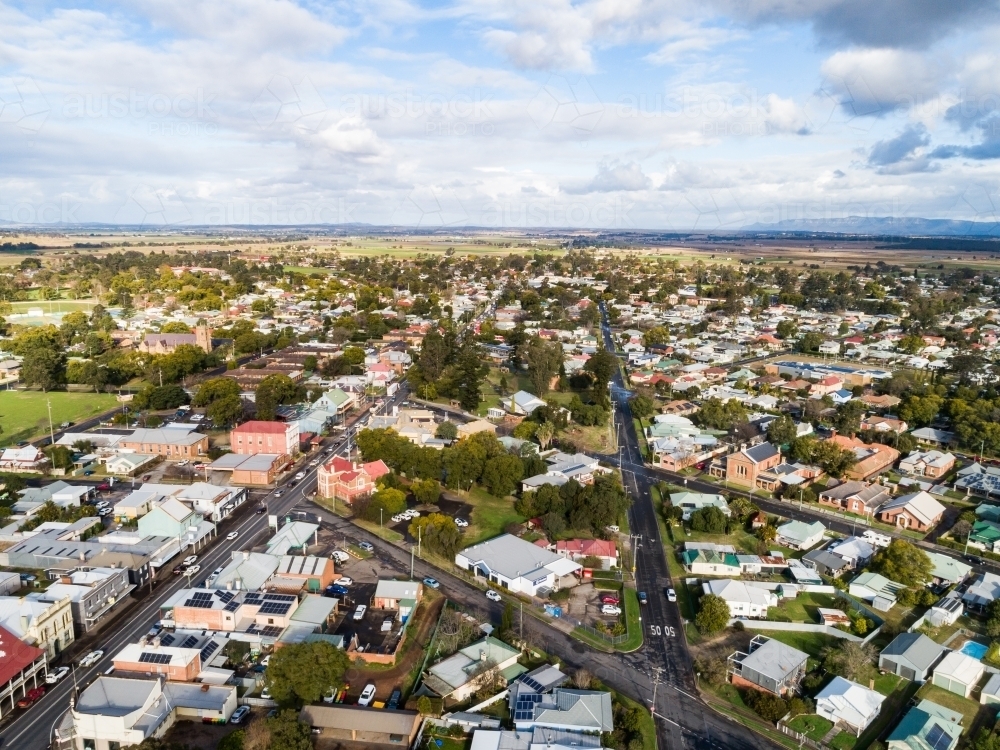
top-left (563, 582), bottom-right (623, 627)
top-left (163, 719), bottom-right (241, 750)
top-left (688, 628), bottom-right (754, 664)
top-left (387, 496), bottom-right (474, 542)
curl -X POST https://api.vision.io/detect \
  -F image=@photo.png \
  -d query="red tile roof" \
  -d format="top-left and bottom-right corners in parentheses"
top-left (0, 624), bottom-right (43, 688)
top-left (232, 421), bottom-right (292, 434)
top-left (556, 539), bottom-right (617, 558)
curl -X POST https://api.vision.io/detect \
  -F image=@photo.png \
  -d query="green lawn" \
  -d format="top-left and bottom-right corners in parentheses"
top-left (830, 730), bottom-right (858, 750)
top-left (618, 588), bottom-right (644, 652)
top-left (766, 592), bottom-right (838, 623)
top-left (873, 672), bottom-right (902, 696)
top-left (787, 714), bottom-right (833, 741)
top-left (763, 630), bottom-right (839, 659)
top-left (915, 683), bottom-right (982, 732)
top-left (9, 300), bottom-right (98, 313)
top-left (0, 391), bottom-right (119, 444)
top-left (356, 518), bottom-right (404, 543)
top-left (461, 486), bottom-right (525, 545)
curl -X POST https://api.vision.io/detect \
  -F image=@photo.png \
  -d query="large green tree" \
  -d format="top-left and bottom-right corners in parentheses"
top-left (21, 346), bottom-right (66, 391)
top-left (255, 374), bottom-right (300, 420)
top-left (870, 539), bottom-right (932, 587)
top-left (265, 642), bottom-right (350, 705)
top-left (481, 453), bottom-right (524, 497)
top-left (518, 336), bottom-right (564, 396)
top-left (695, 594), bottom-right (730, 635)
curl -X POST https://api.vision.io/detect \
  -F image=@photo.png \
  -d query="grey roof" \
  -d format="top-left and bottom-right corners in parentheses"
top-left (803, 549), bottom-right (849, 571)
top-left (522, 689), bottom-right (614, 732)
top-left (300, 704), bottom-right (420, 734)
top-left (125, 428), bottom-right (206, 446)
top-left (75, 676), bottom-right (159, 716)
top-left (880, 633), bottom-right (946, 670)
top-left (458, 533), bottom-right (575, 581)
top-left (210, 453), bottom-right (281, 470)
top-left (374, 579), bottom-right (421, 600)
top-left (911, 428), bottom-right (955, 442)
top-left (744, 442), bottom-right (779, 463)
top-left (738, 638), bottom-right (808, 680)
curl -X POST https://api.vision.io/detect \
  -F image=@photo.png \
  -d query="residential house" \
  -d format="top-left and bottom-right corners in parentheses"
top-left (511, 689), bottom-right (614, 734)
top-left (849, 572), bottom-right (906, 611)
top-left (299, 704), bottom-right (421, 747)
top-left (0, 445), bottom-right (48, 472)
top-left (507, 391), bottom-right (547, 416)
top-left (554, 539), bottom-right (618, 570)
top-left (879, 633), bottom-right (946, 682)
top-left (861, 416), bottom-right (908, 434)
top-left (818, 481), bottom-right (892, 516)
top-left (710, 442), bottom-right (782, 487)
top-left (670, 492), bottom-right (730, 521)
top-left (119, 427), bottom-right (209, 459)
top-left (775, 520), bottom-right (826, 550)
top-left (0, 624), bottom-right (46, 721)
top-left (877, 491), bottom-right (946, 532)
top-left (802, 549), bottom-right (851, 577)
top-left (982, 674), bottom-right (1000, 706)
top-left (727, 636), bottom-right (808, 696)
top-left (62, 676), bottom-right (237, 750)
top-left (423, 636), bottom-right (522, 702)
top-left (521, 453), bottom-right (608, 493)
top-left (827, 435), bottom-right (899, 480)
top-left (702, 579), bottom-right (776, 619)
top-left (826, 536), bottom-right (875, 569)
top-left (457, 420), bottom-right (497, 439)
top-left (932, 651), bottom-right (984, 698)
top-left (899, 450), bottom-right (956, 479)
top-left (910, 428), bottom-right (955, 448)
top-left (926, 552), bottom-right (972, 586)
top-left (927, 593), bottom-right (965, 628)
top-left (962, 572), bottom-right (1000, 611)
top-left (886, 701), bottom-right (961, 750)
top-left (316, 457), bottom-right (390, 504)
top-left (681, 548), bottom-right (742, 576)
top-left (815, 676), bottom-right (885, 736)
top-left (230, 420), bottom-right (299, 457)
top-left (456, 534), bottom-right (582, 596)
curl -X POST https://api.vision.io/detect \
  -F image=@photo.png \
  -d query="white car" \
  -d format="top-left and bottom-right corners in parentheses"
top-left (294, 471), bottom-right (305, 480)
top-left (353, 605), bottom-right (367, 620)
top-left (79, 650), bottom-right (104, 667)
top-left (185, 565), bottom-right (201, 576)
top-left (338, 577), bottom-right (353, 587)
top-left (261, 687), bottom-right (271, 700)
top-left (666, 589), bottom-right (677, 603)
top-left (454, 518), bottom-right (469, 528)
top-left (601, 604), bottom-right (622, 616)
top-left (391, 514), bottom-right (404, 523)
top-left (358, 541), bottom-right (374, 552)
top-left (332, 551), bottom-right (349, 563)
top-left (408, 510), bottom-right (420, 518)
top-left (358, 683), bottom-right (376, 706)
top-left (260, 655), bottom-right (271, 667)
top-left (182, 555), bottom-right (198, 566)
top-left (486, 590), bottom-right (502, 602)
top-left (46, 666), bottom-right (70, 684)
top-left (309, 460), bottom-right (319, 467)
top-left (226, 531), bottom-right (239, 541)
top-left (177, 460), bottom-right (189, 467)
top-left (323, 688), bottom-right (337, 703)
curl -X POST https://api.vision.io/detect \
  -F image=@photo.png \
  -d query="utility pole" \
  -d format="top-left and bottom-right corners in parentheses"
top-left (650, 666), bottom-right (663, 714)
top-left (47, 398), bottom-right (54, 445)
top-left (410, 545), bottom-right (415, 580)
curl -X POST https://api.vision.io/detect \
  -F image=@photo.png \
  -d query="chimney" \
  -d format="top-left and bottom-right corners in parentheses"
top-left (152, 636), bottom-right (161, 648)
top-left (21, 614), bottom-right (29, 633)
top-left (480, 650), bottom-right (486, 661)
top-left (243, 551), bottom-right (250, 561)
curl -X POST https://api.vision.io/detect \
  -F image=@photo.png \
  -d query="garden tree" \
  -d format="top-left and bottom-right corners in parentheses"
top-left (66, 359), bottom-right (109, 392)
top-left (134, 384), bottom-right (189, 410)
top-left (218, 730), bottom-right (244, 750)
top-left (161, 321), bottom-right (192, 333)
top-left (535, 422), bottom-right (554, 450)
top-left (573, 669), bottom-right (593, 689)
top-left (410, 478), bottom-right (441, 505)
top-left (151, 344), bottom-right (213, 383)
top-left (969, 728), bottom-right (1000, 750)
top-left (409, 514), bottom-right (463, 558)
top-left (833, 400), bottom-right (866, 435)
top-left (9, 325), bottom-right (62, 356)
top-left (775, 320), bottom-right (798, 339)
top-left (360, 487), bottom-right (407, 522)
top-left (766, 415), bottom-right (797, 446)
top-left (482, 452), bottom-right (524, 497)
top-left (194, 376), bottom-right (241, 406)
top-left (416, 329), bottom-right (451, 381)
top-left (822, 641), bottom-right (878, 683)
top-left (951, 519), bottom-right (972, 541)
top-left (950, 351), bottom-right (986, 385)
top-left (743, 690), bottom-right (788, 723)
top-left (443, 436), bottom-right (487, 490)
top-left (471, 658), bottom-right (507, 701)
top-left (265, 710), bottom-right (313, 750)
top-left (788, 436), bottom-right (857, 478)
top-left (518, 336), bottom-right (564, 396)
top-left (303, 355), bottom-right (317, 373)
top-left (223, 639), bottom-right (251, 665)
top-left (501, 601), bottom-right (514, 635)
top-left (21, 346), bottom-right (66, 391)
top-left (898, 333), bottom-right (925, 354)
top-left (355, 428), bottom-right (442, 480)
top-left (694, 594), bottom-right (730, 635)
top-left (693, 397), bottom-right (748, 431)
top-left (512, 420), bottom-right (538, 440)
top-left (798, 332), bottom-right (824, 353)
top-left (584, 348), bottom-right (618, 395)
top-left (568, 394), bottom-right (610, 426)
top-left (265, 642), bottom-right (350, 705)
top-left (435, 420), bottom-right (458, 440)
top-left (45, 445), bottom-right (74, 470)
top-left (755, 523), bottom-right (777, 543)
top-left (417, 696), bottom-right (433, 715)
top-left (898, 393), bottom-right (944, 426)
top-left (207, 395), bottom-right (244, 426)
top-left (342, 347), bottom-right (366, 366)
top-left (689, 506), bottom-right (727, 534)
top-left (454, 341), bottom-right (487, 411)
top-left (985, 599), bottom-right (1000, 637)
top-left (642, 326), bottom-right (669, 347)
top-left (628, 394), bottom-right (656, 421)
top-left (871, 539), bottom-right (932, 587)
top-left (255, 374), bottom-right (301, 421)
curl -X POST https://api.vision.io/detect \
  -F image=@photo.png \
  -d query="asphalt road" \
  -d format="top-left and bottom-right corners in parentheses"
top-left (0, 388), bottom-right (409, 750)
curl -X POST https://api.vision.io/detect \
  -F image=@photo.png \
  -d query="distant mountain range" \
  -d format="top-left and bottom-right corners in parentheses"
top-left (744, 216), bottom-right (1000, 237)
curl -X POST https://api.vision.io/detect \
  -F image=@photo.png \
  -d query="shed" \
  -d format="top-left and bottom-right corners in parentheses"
top-left (932, 651), bottom-right (985, 698)
top-left (878, 633), bottom-right (946, 683)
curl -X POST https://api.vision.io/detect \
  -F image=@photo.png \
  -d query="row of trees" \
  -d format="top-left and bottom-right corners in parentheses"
top-left (514, 475), bottom-right (631, 537)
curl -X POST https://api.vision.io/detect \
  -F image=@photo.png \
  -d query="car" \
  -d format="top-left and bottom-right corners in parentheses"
top-left (381, 617), bottom-right (394, 632)
top-left (337, 577), bottom-right (353, 586)
top-left (191, 414), bottom-right (205, 422)
top-left (147, 622), bottom-right (163, 638)
top-left (79, 650), bottom-right (104, 667)
top-left (288, 481), bottom-right (298, 488)
top-left (353, 605), bottom-right (367, 620)
top-left (325, 584), bottom-right (349, 597)
top-left (391, 514), bottom-right (404, 523)
top-left (226, 531), bottom-right (239, 541)
top-left (267, 708), bottom-right (279, 718)
top-left (486, 590), bottom-right (502, 602)
top-left (230, 706), bottom-right (251, 725)
top-left (599, 594), bottom-right (620, 605)
top-left (97, 483), bottom-right (111, 491)
top-left (182, 555), bottom-right (198, 566)
top-left (45, 666), bottom-right (69, 684)
top-left (193, 463), bottom-right (206, 470)
top-left (185, 565), bottom-right (201, 576)
top-left (294, 471), bottom-right (305, 480)
top-left (212, 567), bottom-right (224, 576)
top-left (309, 460), bottom-right (319, 467)
top-left (142, 474), bottom-right (152, 481)
top-left (99, 508), bottom-right (112, 516)
top-left (173, 567), bottom-right (184, 575)
top-left (606, 525), bottom-right (619, 533)
top-left (422, 577), bottom-right (440, 589)
top-left (332, 550), bottom-right (349, 563)
top-left (260, 655), bottom-right (271, 667)
top-left (60, 421), bottom-right (72, 428)
top-left (274, 490), bottom-right (283, 498)
top-left (256, 507), bottom-right (267, 514)
top-left (176, 459), bottom-right (189, 467)
top-left (83, 470), bottom-right (94, 476)
top-left (358, 683), bottom-right (376, 706)
top-left (601, 604), bottom-right (622, 616)
top-left (387, 688), bottom-right (402, 710)
top-left (358, 541), bottom-right (374, 552)
top-left (260, 686), bottom-right (272, 699)
top-left (454, 518), bottom-right (468, 528)
top-left (638, 591), bottom-right (648, 605)
top-left (323, 688), bottom-right (337, 703)
top-left (666, 588), bottom-right (677, 602)
top-left (408, 510), bottom-right (420, 518)
top-left (16, 686), bottom-right (45, 709)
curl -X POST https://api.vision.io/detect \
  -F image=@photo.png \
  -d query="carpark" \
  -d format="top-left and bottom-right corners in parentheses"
top-left (329, 582), bottom-right (405, 656)
top-left (564, 582), bottom-right (623, 626)
top-left (387, 495), bottom-right (473, 541)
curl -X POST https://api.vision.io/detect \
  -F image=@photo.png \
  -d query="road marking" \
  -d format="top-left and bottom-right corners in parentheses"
top-left (652, 710), bottom-right (679, 726)
top-left (672, 685), bottom-right (697, 700)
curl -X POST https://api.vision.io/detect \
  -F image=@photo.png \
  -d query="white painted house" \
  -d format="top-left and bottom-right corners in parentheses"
top-left (701, 579), bottom-right (776, 619)
top-left (456, 534), bottom-right (582, 596)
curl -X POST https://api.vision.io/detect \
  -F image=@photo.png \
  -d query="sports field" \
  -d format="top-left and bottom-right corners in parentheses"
top-left (0, 391), bottom-right (119, 444)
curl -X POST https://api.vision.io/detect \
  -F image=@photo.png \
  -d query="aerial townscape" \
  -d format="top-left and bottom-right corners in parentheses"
top-left (7, 3), bottom-right (1000, 750)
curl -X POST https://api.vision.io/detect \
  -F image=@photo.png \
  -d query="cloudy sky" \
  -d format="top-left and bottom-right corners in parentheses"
top-left (3, 0), bottom-right (1000, 230)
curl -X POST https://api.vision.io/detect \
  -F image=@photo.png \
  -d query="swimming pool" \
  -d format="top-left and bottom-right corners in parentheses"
top-left (961, 641), bottom-right (988, 660)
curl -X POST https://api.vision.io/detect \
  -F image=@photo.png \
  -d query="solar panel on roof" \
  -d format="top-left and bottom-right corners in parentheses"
top-left (200, 641), bottom-right (220, 661)
top-left (215, 591), bottom-right (235, 603)
top-left (224, 600), bottom-right (240, 612)
top-left (191, 592), bottom-right (213, 600)
top-left (138, 652), bottom-right (172, 664)
top-left (518, 675), bottom-right (544, 692)
top-left (159, 634), bottom-right (175, 646)
top-left (927, 724), bottom-right (953, 750)
top-left (184, 598), bottom-right (213, 608)
top-left (258, 601), bottom-right (292, 615)
top-left (263, 593), bottom-right (296, 601)
top-left (259, 625), bottom-right (283, 637)
top-left (180, 635), bottom-right (199, 649)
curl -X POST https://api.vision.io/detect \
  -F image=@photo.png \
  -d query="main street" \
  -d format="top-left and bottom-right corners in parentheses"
top-left (0, 386), bottom-right (409, 750)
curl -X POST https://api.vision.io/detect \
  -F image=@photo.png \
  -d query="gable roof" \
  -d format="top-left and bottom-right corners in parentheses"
top-left (743, 442), bottom-right (779, 463)
top-left (881, 633), bottom-right (946, 671)
top-left (881, 492), bottom-right (945, 526)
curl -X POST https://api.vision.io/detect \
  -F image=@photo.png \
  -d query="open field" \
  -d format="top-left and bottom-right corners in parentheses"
top-left (0, 391), bottom-right (119, 444)
top-left (9, 300), bottom-right (99, 313)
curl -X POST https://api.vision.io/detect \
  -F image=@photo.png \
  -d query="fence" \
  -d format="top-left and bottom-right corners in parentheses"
top-left (777, 721), bottom-right (822, 749)
top-left (465, 688), bottom-right (509, 713)
top-left (732, 619), bottom-right (865, 642)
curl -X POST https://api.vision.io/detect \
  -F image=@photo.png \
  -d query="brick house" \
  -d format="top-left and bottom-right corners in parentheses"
top-left (827, 435), bottom-right (899, 480)
top-left (230, 421), bottom-right (299, 457)
top-left (710, 442), bottom-right (781, 487)
top-left (119, 428), bottom-right (208, 459)
top-left (316, 457), bottom-right (390, 503)
top-left (818, 481), bottom-right (892, 516)
top-left (877, 491), bottom-right (946, 532)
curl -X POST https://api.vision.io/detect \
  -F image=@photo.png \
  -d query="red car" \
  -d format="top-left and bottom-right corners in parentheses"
top-left (17, 686), bottom-right (45, 709)
top-left (97, 483), bottom-right (111, 492)
top-left (599, 594), bottom-right (620, 605)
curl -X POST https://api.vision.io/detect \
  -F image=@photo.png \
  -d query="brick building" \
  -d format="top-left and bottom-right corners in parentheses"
top-left (230, 421), bottom-right (299, 457)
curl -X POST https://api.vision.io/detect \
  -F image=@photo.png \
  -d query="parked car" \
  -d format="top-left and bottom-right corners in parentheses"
top-left (666, 589), bottom-right (677, 602)
top-left (45, 666), bottom-right (69, 684)
top-left (601, 604), bottom-right (622, 616)
top-left (486, 590), bottom-right (502, 602)
top-left (17, 686), bottom-right (45, 709)
top-left (182, 555), bottom-right (198, 566)
top-left (454, 518), bottom-right (469, 528)
top-left (353, 605), bottom-right (367, 620)
top-left (256, 507), bottom-right (267, 514)
top-left (260, 655), bottom-right (271, 667)
top-left (323, 688), bottom-right (337, 703)
top-left (226, 531), bottom-right (239, 541)
top-left (599, 594), bottom-right (620, 605)
top-left (185, 565), bottom-right (201, 576)
top-left (638, 591), bottom-right (648, 605)
top-left (358, 541), bottom-right (374, 552)
top-left (358, 683), bottom-right (376, 706)
top-left (325, 585), bottom-right (348, 598)
top-left (79, 650), bottom-right (104, 668)
top-left (381, 617), bottom-right (394, 632)
top-left (261, 687), bottom-right (271, 699)
top-left (230, 706), bottom-right (251, 724)
top-left (332, 550), bottom-right (349, 563)
top-left (294, 471), bottom-right (305, 480)
top-left (337, 577), bottom-right (353, 587)
top-left (147, 622), bottom-right (163, 638)
top-left (422, 577), bottom-right (440, 589)
top-left (177, 460), bottom-right (189, 467)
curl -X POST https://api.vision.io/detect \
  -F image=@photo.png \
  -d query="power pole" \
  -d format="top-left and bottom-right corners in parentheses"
top-left (47, 399), bottom-right (54, 445)
top-left (650, 666), bottom-right (663, 714)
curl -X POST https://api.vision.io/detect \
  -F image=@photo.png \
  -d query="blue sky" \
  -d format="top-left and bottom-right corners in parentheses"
top-left (2, 0), bottom-right (1000, 230)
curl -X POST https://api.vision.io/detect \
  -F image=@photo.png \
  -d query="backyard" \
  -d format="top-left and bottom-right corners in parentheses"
top-left (0, 390), bottom-right (119, 444)
top-left (915, 683), bottom-right (984, 732)
top-left (459, 486), bottom-right (526, 546)
top-left (766, 592), bottom-right (839, 623)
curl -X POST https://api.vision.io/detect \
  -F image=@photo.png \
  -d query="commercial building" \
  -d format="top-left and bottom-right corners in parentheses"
top-left (0, 594), bottom-right (75, 660)
top-left (300, 704), bottom-right (421, 747)
top-left (456, 534), bottom-right (582, 596)
top-left (316, 456), bottom-right (391, 504)
top-left (37, 566), bottom-right (135, 634)
top-left (0, 623), bottom-right (46, 721)
top-left (208, 452), bottom-right (285, 485)
top-left (119, 427), bottom-right (209, 459)
top-left (230, 420), bottom-right (299, 457)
